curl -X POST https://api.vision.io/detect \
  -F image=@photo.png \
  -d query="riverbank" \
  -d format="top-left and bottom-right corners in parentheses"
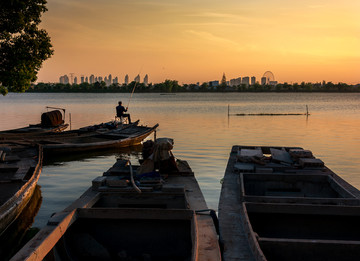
top-left (27, 81), bottom-right (360, 94)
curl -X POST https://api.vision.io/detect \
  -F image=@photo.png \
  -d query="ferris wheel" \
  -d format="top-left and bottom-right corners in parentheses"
top-left (262, 71), bottom-right (275, 84)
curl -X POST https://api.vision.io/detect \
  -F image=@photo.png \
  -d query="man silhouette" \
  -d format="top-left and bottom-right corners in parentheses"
top-left (116, 101), bottom-right (132, 124)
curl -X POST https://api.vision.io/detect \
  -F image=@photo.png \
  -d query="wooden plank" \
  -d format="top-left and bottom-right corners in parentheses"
top-left (12, 167), bottom-right (31, 181)
top-left (219, 146), bottom-right (256, 261)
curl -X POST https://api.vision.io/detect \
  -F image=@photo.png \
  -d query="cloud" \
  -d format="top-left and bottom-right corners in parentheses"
top-left (307, 4), bottom-right (327, 9)
top-left (185, 30), bottom-right (235, 44)
top-left (185, 12), bottom-right (238, 19)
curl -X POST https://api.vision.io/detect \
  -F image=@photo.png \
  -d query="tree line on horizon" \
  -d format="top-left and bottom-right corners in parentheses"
top-left (28, 80), bottom-right (360, 93)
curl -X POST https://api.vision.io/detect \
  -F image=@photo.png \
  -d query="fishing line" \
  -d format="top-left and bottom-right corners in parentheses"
top-left (126, 65), bottom-right (143, 109)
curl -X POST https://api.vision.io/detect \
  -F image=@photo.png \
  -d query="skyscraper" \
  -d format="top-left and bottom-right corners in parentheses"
top-left (143, 74), bottom-right (149, 86)
top-left (230, 77), bottom-right (241, 87)
top-left (124, 74), bottom-right (129, 85)
top-left (242, 77), bottom-right (250, 87)
top-left (251, 76), bottom-right (256, 85)
top-left (108, 74), bottom-right (112, 86)
top-left (261, 77), bottom-right (267, 85)
top-left (59, 75), bottom-right (69, 84)
top-left (89, 74), bottom-right (95, 84)
top-left (74, 76), bottom-right (78, 85)
top-left (134, 74), bottom-right (140, 83)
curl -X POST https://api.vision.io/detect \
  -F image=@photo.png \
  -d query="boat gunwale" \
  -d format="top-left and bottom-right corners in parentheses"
top-left (241, 201), bottom-right (267, 261)
top-left (42, 123), bottom-right (158, 152)
top-left (0, 144), bottom-right (43, 235)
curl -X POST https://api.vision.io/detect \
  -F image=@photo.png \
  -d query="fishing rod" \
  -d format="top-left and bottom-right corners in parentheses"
top-left (126, 81), bottom-right (137, 109)
top-left (126, 66), bottom-right (143, 109)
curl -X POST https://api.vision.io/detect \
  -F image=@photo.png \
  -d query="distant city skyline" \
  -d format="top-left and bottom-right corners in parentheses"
top-left (59, 73), bottom-right (150, 86)
top-left (56, 71), bottom-right (283, 88)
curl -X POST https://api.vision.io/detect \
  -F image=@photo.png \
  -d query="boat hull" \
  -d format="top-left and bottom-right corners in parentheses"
top-left (0, 143), bottom-right (43, 235)
top-left (0, 124), bottom-right (69, 140)
top-left (42, 124), bottom-right (158, 155)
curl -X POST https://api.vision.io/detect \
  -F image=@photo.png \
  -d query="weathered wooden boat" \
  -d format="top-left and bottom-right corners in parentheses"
top-left (28, 119), bottom-right (140, 141)
top-left (0, 110), bottom-right (68, 140)
top-left (0, 185), bottom-right (42, 260)
top-left (37, 122), bottom-right (159, 155)
top-left (0, 142), bottom-right (43, 236)
top-left (12, 138), bottom-right (221, 261)
top-left (219, 145), bottom-right (360, 261)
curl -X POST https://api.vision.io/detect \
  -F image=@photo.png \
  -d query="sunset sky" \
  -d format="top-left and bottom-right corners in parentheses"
top-left (37, 0), bottom-right (360, 85)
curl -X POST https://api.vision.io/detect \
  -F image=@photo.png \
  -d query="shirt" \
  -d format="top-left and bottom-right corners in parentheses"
top-left (116, 105), bottom-right (127, 117)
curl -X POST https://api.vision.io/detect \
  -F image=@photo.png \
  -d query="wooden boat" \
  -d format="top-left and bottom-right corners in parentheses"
top-left (0, 185), bottom-right (42, 260)
top-left (218, 145), bottom-right (360, 261)
top-left (29, 119), bottom-right (141, 140)
top-left (0, 110), bottom-right (68, 140)
top-left (0, 142), bottom-right (43, 236)
top-left (37, 122), bottom-right (159, 155)
top-left (12, 139), bottom-right (221, 261)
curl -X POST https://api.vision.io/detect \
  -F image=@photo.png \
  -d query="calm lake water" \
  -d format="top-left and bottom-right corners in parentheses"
top-left (1, 92), bottom-right (360, 229)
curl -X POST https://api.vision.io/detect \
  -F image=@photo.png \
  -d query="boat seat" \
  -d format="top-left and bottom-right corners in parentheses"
top-left (12, 166), bottom-right (33, 181)
top-left (115, 115), bottom-right (128, 124)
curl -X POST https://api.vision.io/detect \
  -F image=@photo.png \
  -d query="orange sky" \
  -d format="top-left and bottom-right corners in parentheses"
top-left (36, 0), bottom-right (360, 84)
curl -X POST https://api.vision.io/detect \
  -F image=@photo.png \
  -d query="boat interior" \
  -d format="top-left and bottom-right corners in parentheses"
top-left (245, 202), bottom-right (360, 261)
top-left (93, 191), bottom-right (187, 209)
top-left (240, 173), bottom-right (360, 205)
top-left (37, 124), bottom-right (155, 145)
top-left (234, 145), bottom-right (360, 261)
top-left (0, 145), bottom-right (38, 205)
top-left (34, 160), bottom-right (199, 261)
top-left (44, 208), bottom-right (195, 261)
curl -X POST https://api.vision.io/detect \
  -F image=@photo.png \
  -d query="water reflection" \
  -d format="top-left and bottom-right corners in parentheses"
top-left (1, 92), bottom-right (360, 229)
top-left (35, 145), bottom-right (146, 228)
top-left (43, 145), bottom-right (143, 166)
top-left (0, 185), bottom-right (42, 261)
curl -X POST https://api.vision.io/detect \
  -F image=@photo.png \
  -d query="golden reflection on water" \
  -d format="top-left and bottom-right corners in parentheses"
top-left (1, 92), bottom-right (360, 225)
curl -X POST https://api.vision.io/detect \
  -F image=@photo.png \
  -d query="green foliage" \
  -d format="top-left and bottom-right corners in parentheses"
top-left (0, 0), bottom-right (53, 95)
top-left (152, 79), bottom-right (179, 92)
top-left (30, 80), bottom-right (360, 93)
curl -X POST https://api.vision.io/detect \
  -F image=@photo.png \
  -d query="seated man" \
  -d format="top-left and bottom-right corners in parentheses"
top-left (116, 101), bottom-right (132, 124)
